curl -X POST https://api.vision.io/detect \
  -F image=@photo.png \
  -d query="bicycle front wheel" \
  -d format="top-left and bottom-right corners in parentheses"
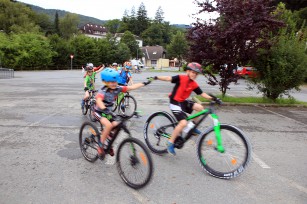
top-left (116, 137), bottom-right (153, 189)
top-left (196, 124), bottom-right (251, 179)
top-left (89, 103), bottom-right (97, 122)
top-left (118, 95), bottom-right (137, 118)
top-left (79, 121), bottom-right (99, 162)
top-left (82, 102), bottom-right (89, 115)
top-left (144, 111), bottom-right (176, 154)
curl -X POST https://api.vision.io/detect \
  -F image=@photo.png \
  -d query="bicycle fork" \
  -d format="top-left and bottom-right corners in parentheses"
top-left (210, 114), bottom-right (225, 153)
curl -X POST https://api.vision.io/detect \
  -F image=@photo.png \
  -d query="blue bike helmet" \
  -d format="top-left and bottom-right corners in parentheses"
top-left (101, 68), bottom-right (119, 82)
top-left (124, 61), bottom-right (132, 69)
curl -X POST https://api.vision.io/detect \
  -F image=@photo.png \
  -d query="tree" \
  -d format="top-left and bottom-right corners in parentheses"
top-left (105, 19), bottom-right (121, 34)
top-left (120, 31), bottom-right (139, 58)
top-left (272, 0), bottom-right (307, 11)
top-left (0, 0), bottom-right (40, 34)
top-left (154, 6), bottom-right (164, 23)
top-left (59, 13), bottom-right (79, 39)
top-left (166, 31), bottom-right (189, 70)
top-left (250, 3), bottom-right (307, 100)
top-left (69, 35), bottom-right (99, 66)
top-left (54, 11), bottom-right (60, 35)
top-left (141, 23), bottom-right (164, 46)
top-left (49, 34), bottom-right (70, 69)
top-left (136, 2), bottom-right (149, 36)
top-left (0, 33), bottom-right (55, 70)
top-left (186, 0), bottom-right (284, 96)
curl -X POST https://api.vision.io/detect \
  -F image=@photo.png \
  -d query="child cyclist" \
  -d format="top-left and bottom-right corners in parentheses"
top-left (149, 62), bottom-right (221, 156)
top-left (93, 68), bottom-right (152, 158)
top-left (81, 63), bottom-right (104, 109)
top-left (118, 61), bottom-right (133, 85)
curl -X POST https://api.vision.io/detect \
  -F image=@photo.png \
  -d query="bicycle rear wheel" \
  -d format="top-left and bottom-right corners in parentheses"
top-left (143, 111), bottom-right (176, 154)
top-left (118, 95), bottom-right (137, 118)
top-left (79, 121), bottom-right (99, 162)
top-left (196, 124), bottom-right (251, 179)
top-left (116, 137), bottom-right (153, 189)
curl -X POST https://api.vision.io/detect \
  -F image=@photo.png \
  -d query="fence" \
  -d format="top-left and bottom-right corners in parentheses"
top-left (0, 68), bottom-right (14, 79)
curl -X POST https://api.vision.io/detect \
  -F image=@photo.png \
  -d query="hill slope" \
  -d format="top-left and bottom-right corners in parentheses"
top-left (24, 4), bottom-right (107, 26)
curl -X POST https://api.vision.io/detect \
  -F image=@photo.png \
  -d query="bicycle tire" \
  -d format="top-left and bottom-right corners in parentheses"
top-left (118, 95), bottom-right (137, 119)
top-left (144, 111), bottom-right (176, 154)
top-left (196, 124), bottom-right (252, 179)
top-left (79, 121), bottom-right (99, 162)
top-left (116, 137), bottom-right (153, 189)
top-left (82, 101), bottom-right (89, 115)
top-left (89, 103), bottom-right (97, 122)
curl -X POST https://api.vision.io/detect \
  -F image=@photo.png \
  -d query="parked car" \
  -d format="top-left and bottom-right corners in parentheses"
top-left (235, 66), bottom-right (259, 78)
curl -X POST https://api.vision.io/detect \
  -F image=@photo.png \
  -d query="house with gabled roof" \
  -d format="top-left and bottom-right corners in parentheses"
top-left (140, 46), bottom-right (169, 69)
top-left (79, 23), bottom-right (108, 39)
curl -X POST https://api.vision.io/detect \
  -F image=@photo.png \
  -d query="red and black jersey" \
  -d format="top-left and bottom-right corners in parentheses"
top-left (169, 75), bottom-right (203, 102)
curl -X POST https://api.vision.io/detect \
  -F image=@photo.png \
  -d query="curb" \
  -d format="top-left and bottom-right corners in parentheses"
top-left (192, 96), bottom-right (307, 108)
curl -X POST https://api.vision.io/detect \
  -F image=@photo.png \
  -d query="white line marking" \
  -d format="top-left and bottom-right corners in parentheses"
top-left (255, 105), bottom-right (307, 127)
top-left (252, 152), bottom-right (271, 169)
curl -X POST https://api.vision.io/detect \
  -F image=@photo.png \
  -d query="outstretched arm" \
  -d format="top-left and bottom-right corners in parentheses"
top-left (200, 92), bottom-right (214, 100)
top-left (126, 83), bottom-right (145, 91)
top-left (154, 76), bottom-right (172, 82)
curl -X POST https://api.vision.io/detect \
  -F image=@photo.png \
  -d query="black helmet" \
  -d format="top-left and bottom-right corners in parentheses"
top-left (186, 62), bottom-right (203, 74)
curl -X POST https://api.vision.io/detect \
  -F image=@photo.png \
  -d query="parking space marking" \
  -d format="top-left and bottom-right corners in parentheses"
top-left (255, 105), bottom-right (307, 127)
top-left (252, 152), bottom-right (270, 169)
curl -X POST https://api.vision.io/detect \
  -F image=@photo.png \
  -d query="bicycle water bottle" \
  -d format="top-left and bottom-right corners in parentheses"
top-left (183, 121), bottom-right (195, 135)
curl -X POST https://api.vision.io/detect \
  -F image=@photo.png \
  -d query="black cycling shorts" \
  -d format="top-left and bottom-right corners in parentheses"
top-left (169, 99), bottom-right (195, 121)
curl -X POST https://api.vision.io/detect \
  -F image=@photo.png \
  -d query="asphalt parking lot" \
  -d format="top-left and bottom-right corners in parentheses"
top-left (0, 70), bottom-right (306, 204)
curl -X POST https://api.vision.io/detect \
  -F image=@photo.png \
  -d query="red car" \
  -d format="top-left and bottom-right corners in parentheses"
top-left (235, 67), bottom-right (259, 78)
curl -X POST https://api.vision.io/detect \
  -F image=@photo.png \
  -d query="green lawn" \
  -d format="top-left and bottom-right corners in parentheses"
top-left (194, 95), bottom-right (307, 106)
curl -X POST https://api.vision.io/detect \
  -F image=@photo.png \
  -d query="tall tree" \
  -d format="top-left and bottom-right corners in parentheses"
top-left (166, 31), bottom-right (189, 70)
top-left (105, 19), bottom-right (121, 34)
top-left (54, 11), bottom-right (60, 35)
top-left (120, 31), bottom-right (139, 58)
top-left (136, 2), bottom-right (149, 36)
top-left (0, 0), bottom-right (40, 34)
top-left (141, 23), bottom-right (164, 46)
top-left (128, 6), bottom-right (138, 34)
top-left (59, 13), bottom-right (79, 39)
top-left (154, 6), bottom-right (164, 23)
top-left (251, 3), bottom-right (307, 100)
top-left (272, 0), bottom-right (307, 11)
top-left (187, 0), bottom-right (284, 96)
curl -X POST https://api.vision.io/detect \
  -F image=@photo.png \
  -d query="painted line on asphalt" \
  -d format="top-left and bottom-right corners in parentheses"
top-left (128, 189), bottom-right (158, 204)
top-left (0, 104), bottom-right (75, 141)
top-left (252, 152), bottom-right (271, 169)
top-left (255, 105), bottom-right (307, 127)
top-left (275, 174), bottom-right (307, 194)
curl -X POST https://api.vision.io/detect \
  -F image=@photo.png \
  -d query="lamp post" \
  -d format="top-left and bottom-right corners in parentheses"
top-left (70, 54), bottom-right (74, 70)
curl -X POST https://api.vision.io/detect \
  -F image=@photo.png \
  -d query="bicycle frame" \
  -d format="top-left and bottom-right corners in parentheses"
top-left (157, 105), bottom-right (225, 153)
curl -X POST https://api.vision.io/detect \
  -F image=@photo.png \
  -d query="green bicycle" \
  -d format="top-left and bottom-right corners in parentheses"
top-left (143, 97), bottom-right (252, 179)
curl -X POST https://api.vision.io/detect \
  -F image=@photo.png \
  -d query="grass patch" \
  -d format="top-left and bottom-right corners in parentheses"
top-left (195, 95), bottom-right (307, 106)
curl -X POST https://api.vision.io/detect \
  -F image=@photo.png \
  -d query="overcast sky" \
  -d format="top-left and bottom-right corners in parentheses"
top-left (17, 0), bottom-right (202, 25)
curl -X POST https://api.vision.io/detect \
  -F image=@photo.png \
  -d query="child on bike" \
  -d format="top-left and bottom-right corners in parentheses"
top-left (118, 61), bottom-right (133, 85)
top-left (81, 63), bottom-right (104, 109)
top-left (149, 62), bottom-right (219, 155)
top-left (93, 68), bottom-right (152, 159)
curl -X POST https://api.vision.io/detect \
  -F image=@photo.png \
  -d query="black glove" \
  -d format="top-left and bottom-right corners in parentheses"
top-left (143, 77), bottom-right (155, 86)
top-left (143, 80), bottom-right (152, 86)
top-left (84, 87), bottom-right (89, 91)
top-left (215, 98), bottom-right (222, 105)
